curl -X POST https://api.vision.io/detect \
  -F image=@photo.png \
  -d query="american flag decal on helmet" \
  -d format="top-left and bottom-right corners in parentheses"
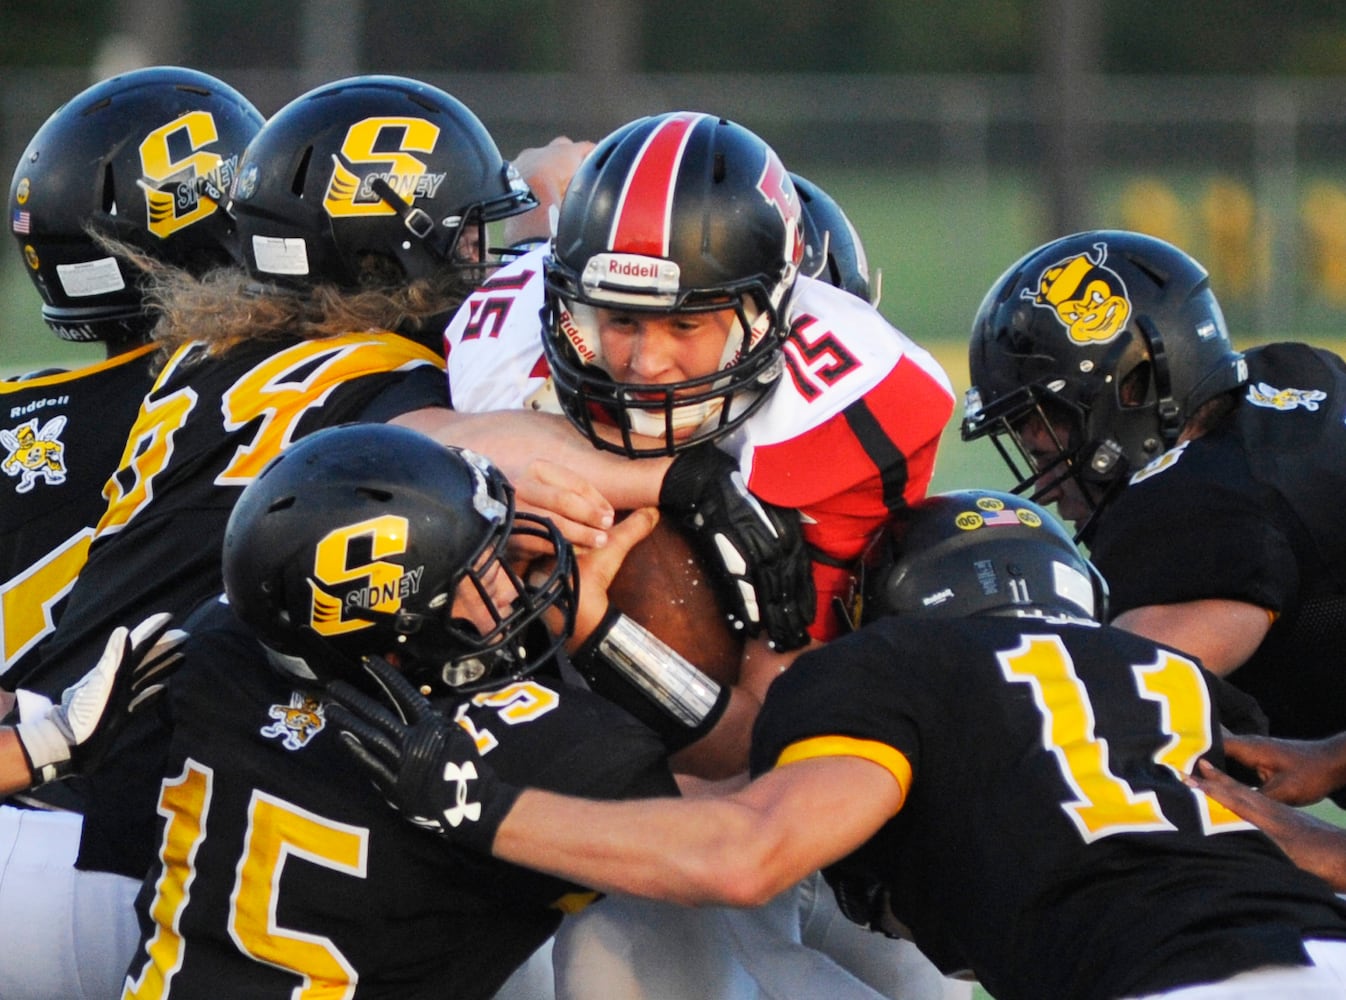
top-left (607, 112), bottom-right (705, 257)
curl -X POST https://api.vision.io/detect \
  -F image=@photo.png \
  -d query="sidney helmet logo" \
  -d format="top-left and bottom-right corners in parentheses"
top-left (1023, 242), bottom-right (1131, 345)
top-left (323, 117), bottom-right (448, 218)
top-left (308, 514), bottom-right (425, 638)
top-left (139, 111), bottom-right (239, 239)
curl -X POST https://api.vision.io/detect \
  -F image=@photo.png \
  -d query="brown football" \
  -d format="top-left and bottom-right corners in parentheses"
top-left (607, 514), bottom-right (744, 687)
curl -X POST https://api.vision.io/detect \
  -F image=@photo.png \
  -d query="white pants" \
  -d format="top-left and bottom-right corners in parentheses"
top-left (552, 873), bottom-right (972, 1000)
top-left (0, 806), bottom-right (142, 1000)
top-left (1126, 939), bottom-right (1346, 999)
top-left (494, 937), bottom-right (556, 1000)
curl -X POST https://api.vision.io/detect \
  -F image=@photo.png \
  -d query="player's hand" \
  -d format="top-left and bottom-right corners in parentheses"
top-left (1221, 731), bottom-right (1346, 806)
top-left (323, 656), bottom-right (519, 853)
top-left (659, 444), bottom-right (815, 650)
top-left (503, 136), bottom-right (595, 246)
top-left (507, 457), bottom-right (614, 555)
top-left (15, 613), bottom-right (183, 784)
top-left (1187, 758), bottom-right (1346, 890)
top-left (564, 506), bottom-right (659, 653)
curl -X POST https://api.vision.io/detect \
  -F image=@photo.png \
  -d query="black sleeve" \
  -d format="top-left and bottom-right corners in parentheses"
top-left (1090, 443), bottom-right (1299, 616)
top-left (354, 364), bottom-right (450, 423)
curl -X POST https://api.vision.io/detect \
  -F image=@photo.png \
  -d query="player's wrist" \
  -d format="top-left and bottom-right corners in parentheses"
top-left (14, 713), bottom-right (72, 785)
top-left (571, 607), bottom-right (728, 751)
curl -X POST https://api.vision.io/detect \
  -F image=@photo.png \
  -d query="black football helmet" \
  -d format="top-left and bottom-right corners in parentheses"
top-left (865, 490), bottom-right (1106, 624)
top-left (229, 75), bottom-right (536, 291)
top-left (8, 66), bottom-right (262, 347)
top-left (791, 173), bottom-right (874, 305)
top-left (961, 231), bottom-right (1247, 536)
top-left (222, 423), bottom-right (577, 695)
top-left (542, 112), bottom-right (805, 456)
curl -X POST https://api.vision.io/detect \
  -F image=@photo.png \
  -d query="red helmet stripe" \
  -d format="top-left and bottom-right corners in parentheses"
top-left (608, 112), bottom-right (704, 257)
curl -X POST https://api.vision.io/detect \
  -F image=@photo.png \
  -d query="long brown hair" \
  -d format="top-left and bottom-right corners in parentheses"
top-left (97, 232), bottom-right (471, 357)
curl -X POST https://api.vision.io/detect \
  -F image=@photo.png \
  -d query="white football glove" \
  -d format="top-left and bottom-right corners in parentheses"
top-left (15, 612), bottom-right (182, 785)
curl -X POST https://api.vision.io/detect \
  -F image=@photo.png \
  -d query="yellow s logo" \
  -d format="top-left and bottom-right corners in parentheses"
top-left (310, 514), bottom-right (419, 637)
top-left (323, 117), bottom-right (447, 218)
top-left (139, 111), bottom-right (231, 238)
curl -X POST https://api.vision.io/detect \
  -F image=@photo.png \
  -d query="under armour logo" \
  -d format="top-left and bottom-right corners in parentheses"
top-left (440, 761), bottom-right (483, 827)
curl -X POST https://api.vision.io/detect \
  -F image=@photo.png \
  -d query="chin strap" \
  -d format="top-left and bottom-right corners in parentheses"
top-left (1138, 315), bottom-right (1183, 447)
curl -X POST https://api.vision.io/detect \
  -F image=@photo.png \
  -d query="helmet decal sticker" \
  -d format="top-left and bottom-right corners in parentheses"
top-left (323, 117), bottom-right (446, 218)
top-left (1023, 241), bottom-right (1131, 345)
top-left (56, 257), bottom-right (125, 298)
top-left (757, 151), bottom-right (803, 267)
top-left (140, 111), bottom-right (235, 238)
top-left (954, 495), bottom-right (1044, 530)
top-left (607, 111), bottom-right (704, 257)
top-left (308, 513), bottom-right (420, 637)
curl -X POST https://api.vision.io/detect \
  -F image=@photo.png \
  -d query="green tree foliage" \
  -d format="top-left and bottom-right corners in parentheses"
top-left (0, 2), bottom-right (114, 66)
top-left (11, 1), bottom-right (1346, 76)
top-left (1105, 0), bottom-right (1346, 75)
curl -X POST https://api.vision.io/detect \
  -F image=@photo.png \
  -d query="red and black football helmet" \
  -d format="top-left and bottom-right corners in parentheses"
top-left (542, 112), bottom-right (804, 456)
top-left (866, 490), bottom-right (1107, 624)
top-left (791, 172), bottom-right (874, 305)
top-left (222, 423), bottom-right (577, 695)
top-left (229, 75), bottom-right (537, 291)
top-left (8, 66), bottom-right (262, 347)
top-left (961, 231), bottom-right (1247, 538)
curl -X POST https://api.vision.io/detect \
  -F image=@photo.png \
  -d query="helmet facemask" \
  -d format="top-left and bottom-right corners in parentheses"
top-left (307, 483), bottom-right (576, 697)
top-left (539, 112), bottom-right (802, 457)
top-left (544, 256), bottom-right (791, 457)
top-left (963, 382), bottom-right (1125, 543)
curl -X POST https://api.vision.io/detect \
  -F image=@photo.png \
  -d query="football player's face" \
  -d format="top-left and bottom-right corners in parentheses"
top-left (1013, 411), bottom-right (1094, 526)
top-left (595, 307), bottom-right (735, 389)
top-left (454, 224), bottom-right (482, 264)
top-left (449, 554), bottom-right (518, 636)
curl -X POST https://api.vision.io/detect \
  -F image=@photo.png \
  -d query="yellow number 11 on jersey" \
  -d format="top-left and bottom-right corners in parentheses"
top-left (998, 633), bottom-right (1248, 843)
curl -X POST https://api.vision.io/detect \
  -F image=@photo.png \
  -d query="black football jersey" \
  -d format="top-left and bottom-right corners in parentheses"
top-left (0, 346), bottom-right (156, 683)
top-left (20, 332), bottom-right (447, 697)
top-left (750, 615), bottom-right (1346, 1000)
top-left (1089, 342), bottom-right (1346, 740)
top-left (15, 331), bottom-right (446, 872)
top-left (121, 599), bottom-right (676, 1000)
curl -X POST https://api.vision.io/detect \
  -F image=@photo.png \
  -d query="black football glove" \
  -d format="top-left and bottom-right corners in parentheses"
top-left (323, 656), bottom-right (519, 854)
top-left (659, 444), bottom-right (816, 650)
top-left (15, 612), bottom-right (184, 784)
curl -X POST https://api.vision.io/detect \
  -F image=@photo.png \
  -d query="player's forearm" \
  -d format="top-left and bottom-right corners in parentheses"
top-left (667, 684), bottom-right (759, 779)
top-left (1111, 598), bottom-right (1271, 676)
top-left (493, 789), bottom-right (794, 908)
top-left (393, 406), bottom-right (670, 510)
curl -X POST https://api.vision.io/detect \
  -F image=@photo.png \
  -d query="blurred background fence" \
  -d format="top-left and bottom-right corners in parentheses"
top-left (8, 1), bottom-right (1346, 372)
